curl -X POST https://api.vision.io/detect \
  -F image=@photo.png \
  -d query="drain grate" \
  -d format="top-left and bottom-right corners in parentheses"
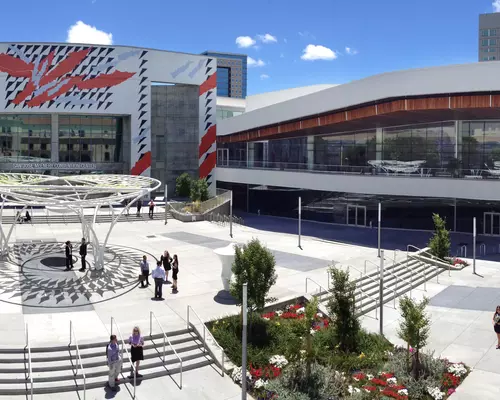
top-left (146, 235), bottom-right (157, 239)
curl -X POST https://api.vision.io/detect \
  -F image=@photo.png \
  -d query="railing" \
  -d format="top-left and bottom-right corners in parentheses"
top-left (382, 257), bottom-right (416, 301)
top-left (169, 189), bottom-right (231, 216)
top-left (110, 317), bottom-right (137, 398)
top-left (69, 321), bottom-right (86, 400)
top-left (343, 265), bottom-right (380, 318)
top-left (406, 245), bottom-right (445, 289)
top-left (25, 323), bottom-right (33, 400)
top-left (362, 260), bottom-right (398, 309)
top-left (305, 277), bottom-right (331, 303)
top-left (393, 249), bottom-right (403, 265)
top-left (186, 306), bottom-right (225, 376)
top-left (217, 159), bottom-right (500, 180)
top-left (149, 312), bottom-right (183, 389)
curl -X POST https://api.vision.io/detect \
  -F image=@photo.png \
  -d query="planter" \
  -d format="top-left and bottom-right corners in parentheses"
top-left (214, 243), bottom-right (237, 291)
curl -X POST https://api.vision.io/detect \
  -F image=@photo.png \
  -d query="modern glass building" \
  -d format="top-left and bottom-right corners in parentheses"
top-left (216, 61), bottom-right (500, 235)
top-left (201, 51), bottom-right (248, 99)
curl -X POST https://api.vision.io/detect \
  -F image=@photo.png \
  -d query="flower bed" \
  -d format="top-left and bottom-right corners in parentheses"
top-left (448, 257), bottom-right (469, 267)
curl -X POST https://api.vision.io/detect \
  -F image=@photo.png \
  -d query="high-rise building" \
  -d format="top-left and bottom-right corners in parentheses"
top-left (479, 13), bottom-right (500, 61)
top-left (201, 51), bottom-right (247, 98)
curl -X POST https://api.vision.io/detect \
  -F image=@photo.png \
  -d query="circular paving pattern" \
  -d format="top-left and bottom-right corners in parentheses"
top-left (0, 242), bottom-right (156, 309)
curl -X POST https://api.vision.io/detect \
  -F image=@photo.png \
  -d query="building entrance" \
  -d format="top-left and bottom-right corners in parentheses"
top-left (347, 205), bottom-right (366, 227)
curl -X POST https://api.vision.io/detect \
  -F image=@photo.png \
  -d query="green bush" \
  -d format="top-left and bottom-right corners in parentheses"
top-left (175, 173), bottom-right (192, 197)
top-left (190, 178), bottom-right (209, 202)
top-left (230, 238), bottom-right (277, 311)
top-left (428, 213), bottom-right (451, 259)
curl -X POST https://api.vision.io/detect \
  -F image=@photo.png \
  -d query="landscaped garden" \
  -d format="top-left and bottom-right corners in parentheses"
top-left (208, 237), bottom-right (471, 399)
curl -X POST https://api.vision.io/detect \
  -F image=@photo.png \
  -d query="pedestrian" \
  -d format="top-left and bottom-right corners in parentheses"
top-left (106, 334), bottom-right (122, 391)
top-left (152, 260), bottom-right (166, 299)
top-left (160, 250), bottom-right (172, 283)
top-left (65, 241), bottom-right (74, 271)
top-left (24, 211), bottom-right (31, 223)
top-left (124, 198), bottom-right (130, 215)
top-left (148, 199), bottom-right (155, 219)
top-left (136, 200), bottom-right (142, 216)
top-left (493, 306), bottom-right (500, 349)
top-left (128, 327), bottom-right (144, 378)
top-left (139, 255), bottom-right (150, 288)
top-left (172, 254), bottom-right (179, 293)
top-left (79, 238), bottom-right (87, 272)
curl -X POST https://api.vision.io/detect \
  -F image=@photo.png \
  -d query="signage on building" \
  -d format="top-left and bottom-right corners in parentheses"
top-left (10, 163), bottom-right (97, 171)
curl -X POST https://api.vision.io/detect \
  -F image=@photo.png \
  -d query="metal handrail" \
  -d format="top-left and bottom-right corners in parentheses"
top-left (149, 312), bottom-right (183, 389)
top-left (305, 277), bottom-right (332, 303)
top-left (110, 317), bottom-right (137, 398)
top-left (186, 306), bottom-right (225, 376)
top-left (362, 260), bottom-right (398, 309)
top-left (25, 323), bottom-right (33, 400)
top-left (407, 244), bottom-right (445, 284)
top-left (69, 321), bottom-right (86, 399)
top-left (393, 249), bottom-right (403, 265)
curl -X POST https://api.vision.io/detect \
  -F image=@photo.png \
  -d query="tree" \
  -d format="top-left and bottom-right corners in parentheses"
top-left (230, 238), bottom-right (277, 311)
top-left (190, 178), bottom-right (209, 202)
top-left (327, 267), bottom-right (360, 353)
top-left (175, 173), bottom-right (192, 197)
top-left (428, 213), bottom-right (451, 259)
top-left (397, 296), bottom-right (430, 379)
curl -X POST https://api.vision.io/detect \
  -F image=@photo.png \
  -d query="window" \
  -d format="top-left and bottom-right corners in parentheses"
top-left (482, 39), bottom-right (489, 46)
top-left (482, 29), bottom-right (489, 37)
top-left (492, 29), bottom-right (497, 36)
top-left (491, 39), bottom-right (497, 46)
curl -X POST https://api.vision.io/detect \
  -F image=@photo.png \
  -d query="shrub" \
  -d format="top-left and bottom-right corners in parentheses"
top-left (175, 173), bottom-right (192, 197)
top-left (230, 238), bottom-right (277, 312)
top-left (397, 296), bottom-right (431, 379)
top-left (428, 213), bottom-right (450, 259)
top-left (190, 178), bottom-right (209, 202)
top-left (327, 267), bottom-right (360, 353)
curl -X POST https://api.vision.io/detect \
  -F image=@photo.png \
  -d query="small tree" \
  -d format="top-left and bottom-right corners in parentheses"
top-left (302, 297), bottom-right (318, 382)
top-left (230, 238), bottom-right (277, 311)
top-left (428, 213), bottom-right (450, 259)
top-left (175, 173), bottom-right (192, 197)
top-left (190, 178), bottom-right (209, 202)
top-left (397, 296), bottom-right (430, 379)
top-left (327, 267), bottom-right (360, 353)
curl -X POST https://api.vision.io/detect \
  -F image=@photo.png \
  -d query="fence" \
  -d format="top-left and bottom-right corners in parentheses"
top-left (168, 189), bottom-right (231, 216)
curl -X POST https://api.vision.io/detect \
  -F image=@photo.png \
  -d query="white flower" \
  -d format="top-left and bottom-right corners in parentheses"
top-left (366, 374), bottom-right (374, 380)
top-left (231, 367), bottom-right (251, 384)
top-left (276, 310), bottom-right (283, 317)
top-left (254, 379), bottom-right (265, 389)
top-left (316, 312), bottom-right (323, 318)
top-left (269, 355), bottom-right (288, 368)
top-left (398, 389), bottom-right (408, 396)
top-left (387, 377), bottom-right (397, 385)
top-left (262, 317), bottom-right (270, 321)
top-left (297, 307), bottom-right (305, 314)
top-left (448, 363), bottom-right (467, 377)
top-left (310, 328), bottom-right (316, 335)
top-left (427, 386), bottom-right (445, 400)
top-left (348, 385), bottom-right (354, 394)
top-left (354, 387), bottom-right (360, 393)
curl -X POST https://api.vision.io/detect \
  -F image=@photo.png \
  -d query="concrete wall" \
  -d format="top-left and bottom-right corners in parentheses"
top-left (151, 84), bottom-right (199, 195)
top-left (217, 167), bottom-right (500, 202)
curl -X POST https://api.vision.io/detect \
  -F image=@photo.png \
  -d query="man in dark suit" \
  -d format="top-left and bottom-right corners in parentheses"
top-left (79, 238), bottom-right (87, 272)
top-left (65, 241), bottom-right (74, 271)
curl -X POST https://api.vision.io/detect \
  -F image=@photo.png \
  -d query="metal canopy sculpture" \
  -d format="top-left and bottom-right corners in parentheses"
top-left (0, 173), bottom-right (161, 270)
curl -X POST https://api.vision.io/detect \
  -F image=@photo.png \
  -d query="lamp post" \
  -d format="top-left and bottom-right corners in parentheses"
top-left (473, 217), bottom-right (476, 275)
top-left (230, 190), bottom-right (233, 238)
top-left (377, 202), bottom-right (381, 258)
top-left (298, 196), bottom-right (302, 249)
top-left (241, 283), bottom-right (248, 399)
top-left (164, 184), bottom-right (168, 225)
top-left (379, 250), bottom-right (384, 335)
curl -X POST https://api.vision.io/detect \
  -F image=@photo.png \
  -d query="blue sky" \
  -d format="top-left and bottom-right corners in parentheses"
top-left (0, 0), bottom-right (497, 95)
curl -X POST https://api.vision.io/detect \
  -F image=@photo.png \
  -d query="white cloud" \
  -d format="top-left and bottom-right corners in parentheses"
top-left (248, 57), bottom-right (265, 67)
top-left (66, 21), bottom-right (113, 45)
top-left (494, 0), bottom-right (500, 12)
top-left (257, 33), bottom-right (277, 43)
top-left (345, 46), bottom-right (358, 55)
top-left (260, 74), bottom-right (270, 80)
top-left (301, 44), bottom-right (337, 61)
top-left (236, 36), bottom-right (256, 48)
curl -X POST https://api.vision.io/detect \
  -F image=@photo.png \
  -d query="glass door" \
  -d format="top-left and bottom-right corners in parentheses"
top-left (483, 212), bottom-right (500, 235)
top-left (347, 205), bottom-right (366, 227)
top-left (217, 148), bottom-right (229, 167)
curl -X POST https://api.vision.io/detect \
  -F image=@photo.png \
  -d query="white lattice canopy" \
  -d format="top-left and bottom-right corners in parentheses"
top-left (0, 173), bottom-right (161, 207)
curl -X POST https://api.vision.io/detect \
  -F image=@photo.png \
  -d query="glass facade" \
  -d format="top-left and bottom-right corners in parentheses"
top-left (216, 108), bottom-right (243, 120)
top-left (217, 67), bottom-right (230, 97)
top-left (59, 115), bottom-right (123, 163)
top-left (201, 52), bottom-right (248, 98)
top-left (0, 114), bottom-right (51, 160)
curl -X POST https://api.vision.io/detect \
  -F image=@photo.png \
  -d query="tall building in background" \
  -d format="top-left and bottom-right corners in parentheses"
top-left (479, 13), bottom-right (500, 61)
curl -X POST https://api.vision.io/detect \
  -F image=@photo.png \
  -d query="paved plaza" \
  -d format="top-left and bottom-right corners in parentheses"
top-left (0, 213), bottom-right (499, 398)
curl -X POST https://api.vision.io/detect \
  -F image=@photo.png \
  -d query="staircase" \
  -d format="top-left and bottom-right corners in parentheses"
top-left (1, 211), bottom-right (171, 225)
top-left (0, 327), bottom-right (212, 396)
top-left (311, 247), bottom-right (450, 317)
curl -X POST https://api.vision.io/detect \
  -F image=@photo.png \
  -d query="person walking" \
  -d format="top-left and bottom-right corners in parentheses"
top-left (78, 238), bottom-right (87, 272)
top-left (107, 335), bottom-right (122, 391)
top-left (493, 306), bottom-right (500, 349)
top-left (65, 241), bottom-right (74, 271)
top-left (136, 200), bottom-right (142, 216)
top-left (148, 199), bottom-right (155, 219)
top-left (128, 327), bottom-right (144, 378)
top-left (152, 260), bottom-right (166, 299)
top-left (139, 255), bottom-right (150, 288)
top-left (160, 250), bottom-right (172, 283)
top-left (172, 254), bottom-right (179, 293)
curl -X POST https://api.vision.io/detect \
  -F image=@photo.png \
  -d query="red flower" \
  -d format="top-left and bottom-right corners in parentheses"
top-left (381, 388), bottom-right (407, 399)
top-left (380, 372), bottom-right (394, 379)
top-left (353, 372), bottom-right (366, 381)
top-left (249, 364), bottom-right (263, 378)
top-left (363, 385), bottom-right (377, 392)
top-left (261, 312), bottom-right (275, 320)
top-left (371, 378), bottom-right (388, 386)
top-left (442, 372), bottom-right (460, 388)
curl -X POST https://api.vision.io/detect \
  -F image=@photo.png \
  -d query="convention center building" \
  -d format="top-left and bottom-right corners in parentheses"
top-left (0, 42), bottom-right (217, 194)
top-left (216, 62), bottom-right (500, 234)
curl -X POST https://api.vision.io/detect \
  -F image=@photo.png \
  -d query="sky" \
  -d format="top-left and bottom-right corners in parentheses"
top-left (0, 0), bottom-right (497, 95)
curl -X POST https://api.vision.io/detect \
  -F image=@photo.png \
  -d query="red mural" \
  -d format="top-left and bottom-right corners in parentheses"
top-left (0, 48), bottom-right (135, 108)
